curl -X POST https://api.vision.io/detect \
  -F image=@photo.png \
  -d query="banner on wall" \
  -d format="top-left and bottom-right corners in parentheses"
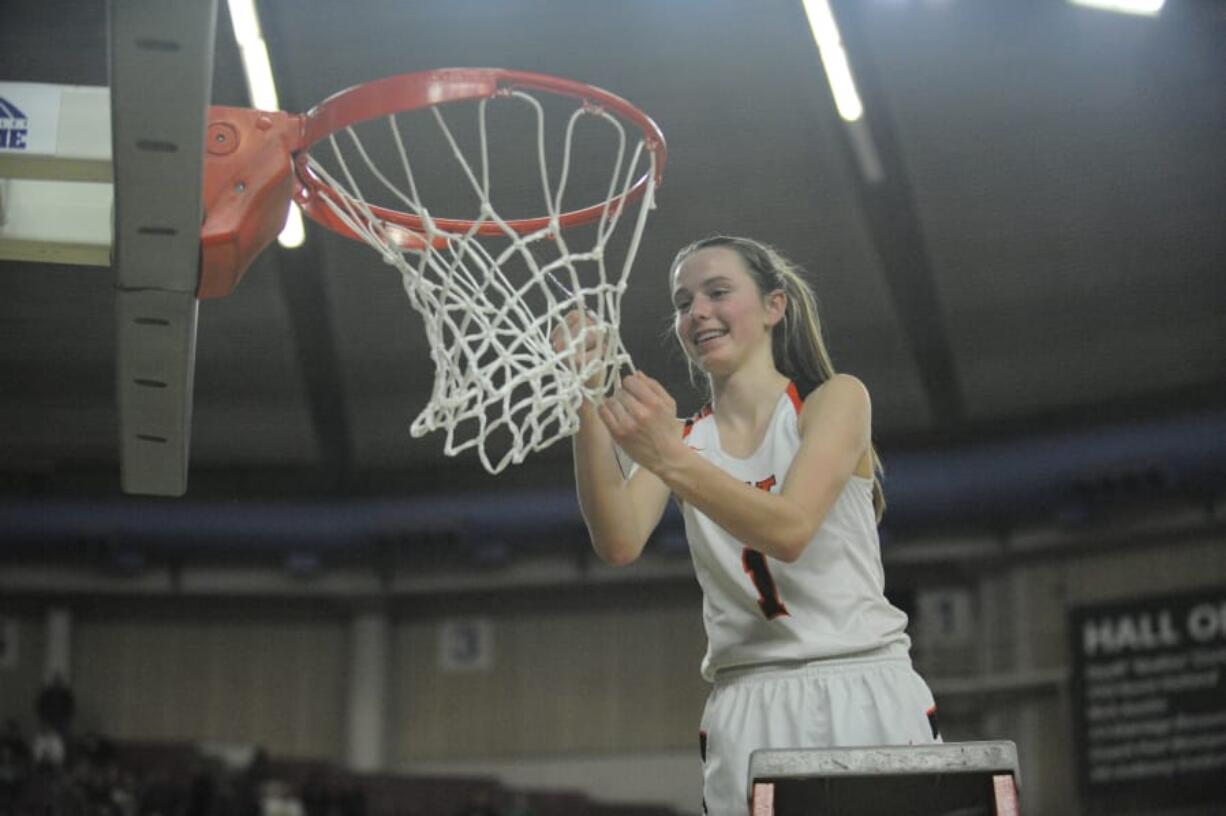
top-left (0, 82), bottom-right (63, 155)
top-left (438, 618), bottom-right (494, 673)
top-left (1069, 588), bottom-right (1226, 813)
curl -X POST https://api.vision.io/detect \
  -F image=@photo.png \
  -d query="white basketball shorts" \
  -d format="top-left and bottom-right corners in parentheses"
top-left (698, 647), bottom-right (941, 816)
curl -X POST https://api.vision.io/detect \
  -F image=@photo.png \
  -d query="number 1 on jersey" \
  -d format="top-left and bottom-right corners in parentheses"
top-left (743, 475), bottom-right (789, 620)
top-left (742, 548), bottom-right (789, 619)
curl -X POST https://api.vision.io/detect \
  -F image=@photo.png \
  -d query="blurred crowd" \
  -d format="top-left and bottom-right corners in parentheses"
top-left (0, 678), bottom-right (368, 816)
top-left (0, 717), bottom-right (371, 816)
top-left (2, 679), bottom-right (673, 816)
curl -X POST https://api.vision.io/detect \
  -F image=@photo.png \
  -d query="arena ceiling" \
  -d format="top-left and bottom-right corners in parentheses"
top-left (1, 1), bottom-right (1223, 543)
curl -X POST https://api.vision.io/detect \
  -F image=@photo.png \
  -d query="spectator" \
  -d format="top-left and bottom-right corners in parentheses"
top-left (35, 674), bottom-right (76, 737)
top-left (452, 790), bottom-right (500, 816)
top-left (31, 724), bottom-right (66, 770)
top-left (298, 772), bottom-right (330, 816)
top-left (333, 781), bottom-right (365, 816)
top-left (0, 719), bottom-right (31, 812)
top-left (260, 779), bottom-right (303, 816)
top-left (504, 792), bottom-right (536, 816)
top-left (184, 760), bottom-right (219, 816)
top-left (137, 769), bottom-right (184, 816)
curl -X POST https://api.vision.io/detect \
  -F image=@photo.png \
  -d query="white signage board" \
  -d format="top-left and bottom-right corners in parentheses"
top-left (0, 82), bottom-right (64, 155)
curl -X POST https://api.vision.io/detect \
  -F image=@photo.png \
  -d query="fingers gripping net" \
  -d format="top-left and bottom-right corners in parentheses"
top-left (303, 88), bottom-right (659, 473)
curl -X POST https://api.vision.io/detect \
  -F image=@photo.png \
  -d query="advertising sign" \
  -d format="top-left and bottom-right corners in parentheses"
top-left (0, 82), bottom-right (63, 155)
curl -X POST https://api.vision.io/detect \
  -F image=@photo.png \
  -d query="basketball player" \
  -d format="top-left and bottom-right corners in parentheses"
top-left (559, 236), bottom-right (940, 815)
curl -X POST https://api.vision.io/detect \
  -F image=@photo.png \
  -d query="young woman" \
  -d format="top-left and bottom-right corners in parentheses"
top-left (561, 235), bottom-right (939, 815)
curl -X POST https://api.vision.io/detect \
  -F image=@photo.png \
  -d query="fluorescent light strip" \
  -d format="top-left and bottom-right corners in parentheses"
top-left (227, 0), bottom-right (278, 111)
top-left (1068, 0), bottom-right (1165, 16)
top-left (278, 204), bottom-right (305, 249)
top-left (802, 0), bottom-right (864, 122)
top-left (236, 41), bottom-right (280, 112)
top-left (226, 0), bottom-right (302, 248)
top-left (227, 0), bottom-right (262, 45)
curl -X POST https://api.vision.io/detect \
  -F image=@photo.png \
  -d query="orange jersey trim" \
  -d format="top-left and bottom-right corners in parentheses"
top-left (786, 381), bottom-right (803, 414)
top-left (682, 403), bottom-right (713, 440)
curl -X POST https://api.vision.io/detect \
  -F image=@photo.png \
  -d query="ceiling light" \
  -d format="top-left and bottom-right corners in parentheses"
top-left (227, 0), bottom-right (280, 111)
top-left (802, 0), bottom-right (865, 122)
top-left (1068, 0), bottom-right (1165, 17)
top-left (227, 1), bottom-right (301, 249)
top-left (277, 203), bottom-right (304, 249)
top-left (227, 0), bottom-right (262, 45)
top-left (237, 43), bottom-right (279, 112)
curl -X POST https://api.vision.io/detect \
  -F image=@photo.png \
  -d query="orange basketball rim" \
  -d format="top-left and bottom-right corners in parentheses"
top-left (197, 68), bottom-right (667, 299)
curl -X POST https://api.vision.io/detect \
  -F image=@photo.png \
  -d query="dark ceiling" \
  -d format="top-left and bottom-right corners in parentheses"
top-left (1, 1), bottom-right (1224, 540)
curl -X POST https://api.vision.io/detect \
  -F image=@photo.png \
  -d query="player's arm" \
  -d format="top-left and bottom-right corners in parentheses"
top-left (606, 373), bottom-right (871, 563)
top-left (573, 399), bottom-right (673, 566)
top-left (554, 309), bottom-right (672, 566)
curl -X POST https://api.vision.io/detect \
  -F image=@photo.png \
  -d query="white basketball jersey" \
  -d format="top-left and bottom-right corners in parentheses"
top-left (680, 382), bottom-right (911, 681)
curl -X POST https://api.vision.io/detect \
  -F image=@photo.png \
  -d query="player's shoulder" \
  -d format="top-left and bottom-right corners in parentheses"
top-left (798, 374), bottom-right (871, 429)
top-left (804, 373), bottom-right (870, 409)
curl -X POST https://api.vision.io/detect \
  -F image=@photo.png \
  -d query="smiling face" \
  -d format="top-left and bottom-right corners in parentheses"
top-left (671, 246), bottom-right (784, 376)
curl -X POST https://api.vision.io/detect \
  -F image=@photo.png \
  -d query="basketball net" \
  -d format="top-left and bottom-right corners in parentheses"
top-left (301, 90), bottom-right (659, 473)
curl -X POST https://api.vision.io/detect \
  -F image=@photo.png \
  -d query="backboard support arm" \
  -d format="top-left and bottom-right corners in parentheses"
top-left (110, 0), bottom-right (217, 496)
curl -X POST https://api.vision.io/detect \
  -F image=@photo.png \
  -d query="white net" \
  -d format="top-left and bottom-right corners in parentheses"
top-left (302, 88), bottom-right (660, 473)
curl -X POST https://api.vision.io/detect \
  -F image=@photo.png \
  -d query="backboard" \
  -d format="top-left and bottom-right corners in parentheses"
top-left (0, 0), bottom-right (218, 496)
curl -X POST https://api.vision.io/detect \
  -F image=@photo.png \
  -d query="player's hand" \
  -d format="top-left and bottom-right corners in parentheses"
top-left (598, 372), bottom-right (684, 474)
top-left (552, 308), bottom-right (608, 389)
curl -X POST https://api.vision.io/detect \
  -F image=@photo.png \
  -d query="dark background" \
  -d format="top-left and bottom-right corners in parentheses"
top-left (1, 0), bottom-right (1224, 547)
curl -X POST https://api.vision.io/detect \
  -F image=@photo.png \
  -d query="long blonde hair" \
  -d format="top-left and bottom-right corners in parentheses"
top-left (670, 235), bottom-right (886, 522)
